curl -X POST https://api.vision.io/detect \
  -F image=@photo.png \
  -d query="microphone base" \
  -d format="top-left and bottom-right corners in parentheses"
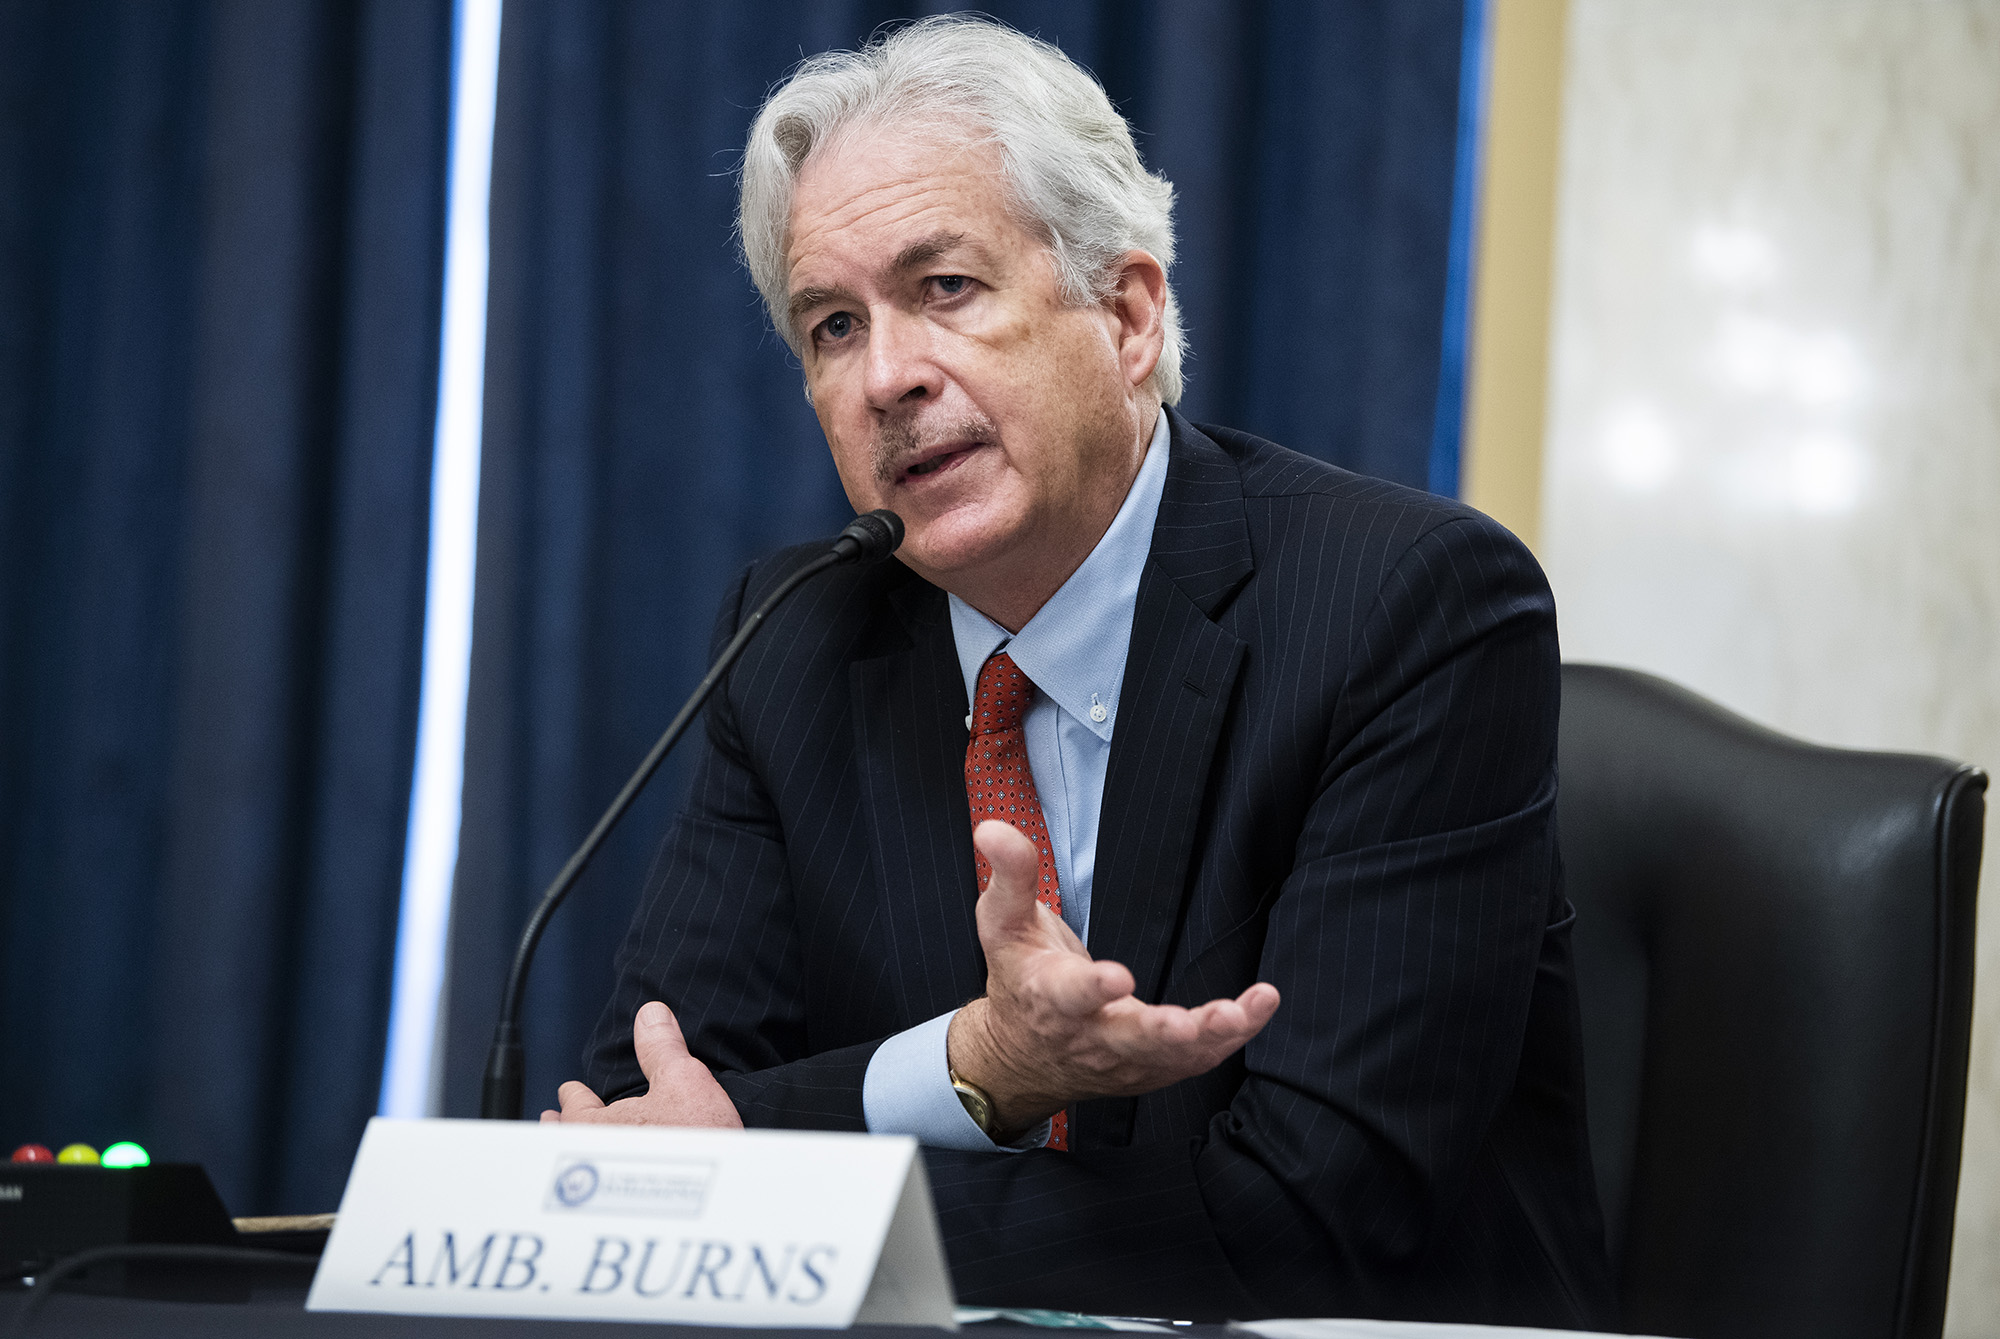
top-left (479, 1026), bottom-right (524, 1121)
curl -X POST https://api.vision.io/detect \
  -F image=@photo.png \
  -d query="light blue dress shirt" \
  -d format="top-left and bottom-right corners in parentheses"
top-left (860, 410), bottom-right (1171, 1150)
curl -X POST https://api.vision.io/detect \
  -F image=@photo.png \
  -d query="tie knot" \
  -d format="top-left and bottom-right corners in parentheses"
top-left (971, 652), bottom-right (1033, 735)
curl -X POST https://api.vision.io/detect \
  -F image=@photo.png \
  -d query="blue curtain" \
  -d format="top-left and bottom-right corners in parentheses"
top-left (444, 1), bottom-right (1471, 1116)
top-left (0, 0), bottom-right (451, 1215)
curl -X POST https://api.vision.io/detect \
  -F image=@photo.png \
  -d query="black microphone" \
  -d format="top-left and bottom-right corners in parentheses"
top-left (830, 509), bottom-right (903, 563)
top-left (480, 509), bottom-right (904, 1120)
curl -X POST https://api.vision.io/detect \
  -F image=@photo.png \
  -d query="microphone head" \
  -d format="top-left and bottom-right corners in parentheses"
top-left (834, 509), bottom-right (904, 563)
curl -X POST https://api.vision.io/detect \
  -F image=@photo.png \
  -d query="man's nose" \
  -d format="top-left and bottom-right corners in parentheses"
top-left (863, 309), bottom-right (943, 410)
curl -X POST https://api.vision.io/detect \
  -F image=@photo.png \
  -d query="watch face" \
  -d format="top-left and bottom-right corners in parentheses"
top-left (952, 1079), bottom-right (996, 1134)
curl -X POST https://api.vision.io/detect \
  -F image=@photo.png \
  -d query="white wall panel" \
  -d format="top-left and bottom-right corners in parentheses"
top-left (1540, 2), bottom-right (2000, 1330)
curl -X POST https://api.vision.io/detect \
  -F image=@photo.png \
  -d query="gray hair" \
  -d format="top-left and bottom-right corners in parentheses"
top-left (738, 14), bottom-right (1184, 405)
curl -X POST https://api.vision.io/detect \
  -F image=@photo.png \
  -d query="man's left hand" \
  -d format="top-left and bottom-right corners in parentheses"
top-left (540, 1000), bottom-right (744, 1128)
top-left (948, 820), bottom-right (1280, 1138)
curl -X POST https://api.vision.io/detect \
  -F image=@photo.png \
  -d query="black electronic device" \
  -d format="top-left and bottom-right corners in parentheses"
top-left (1, 1164), bottom-right (237, 1289)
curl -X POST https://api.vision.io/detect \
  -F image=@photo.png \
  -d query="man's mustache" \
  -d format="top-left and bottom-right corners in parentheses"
top-left (873, 412), bottom-right (999, 486)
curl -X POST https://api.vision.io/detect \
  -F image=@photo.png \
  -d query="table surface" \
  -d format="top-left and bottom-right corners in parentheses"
top-left (0, 1285), bottom-right (1229, 1338)
top-left (0, 1287), bottom-right (1662, 1339)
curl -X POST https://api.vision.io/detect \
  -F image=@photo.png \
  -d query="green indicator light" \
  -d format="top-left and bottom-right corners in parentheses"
top-left (101, 1141), bottom-right (150, 1169)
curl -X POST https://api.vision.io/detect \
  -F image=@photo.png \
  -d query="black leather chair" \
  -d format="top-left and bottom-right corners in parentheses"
top-left (1558, 663), bottom-right (1985, 1339)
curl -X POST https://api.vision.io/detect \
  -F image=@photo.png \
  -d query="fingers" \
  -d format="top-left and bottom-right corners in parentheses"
top-left (1237, 982), bottom-right (1282, 1029)
top-left (1098, 983), bottom-right (1282, 1071)
top-left (971, 820), bottom-right (1046, 940)
top-left (539, 1006), bottom-right (743, 1130)
top-left (1173, 984), bottom-right (1281, 1049)
top-left (1042, 954), bottom-right (1135, 1016)
top-left (556, 1080), bottom-right (605, 1114)
top-left (631, 1000), bottom-right (693, 1086)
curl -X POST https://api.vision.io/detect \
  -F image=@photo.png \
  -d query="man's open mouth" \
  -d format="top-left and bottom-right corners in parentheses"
top-left (898, 442), bottom-right (981, 483)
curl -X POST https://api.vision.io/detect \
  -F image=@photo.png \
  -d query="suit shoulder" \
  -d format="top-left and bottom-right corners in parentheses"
top-left (1196, 419), bottom-right (1468, 512)
top-left (1190, 419), bottom-right (1535, 572)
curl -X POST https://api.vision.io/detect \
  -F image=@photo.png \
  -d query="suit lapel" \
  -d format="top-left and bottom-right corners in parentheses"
top-left (850, 581), bottom-right (986, 1022)
top-left (1089, 413), bottom-right (1253, 1008)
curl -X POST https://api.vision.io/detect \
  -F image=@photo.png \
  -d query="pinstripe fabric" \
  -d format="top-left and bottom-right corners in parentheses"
top-left (585, 410), bottom-right (1613, 1325)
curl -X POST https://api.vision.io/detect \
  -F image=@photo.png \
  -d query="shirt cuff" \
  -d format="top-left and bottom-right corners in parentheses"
top-left (861, 1010), bottom-right (1050, 1152)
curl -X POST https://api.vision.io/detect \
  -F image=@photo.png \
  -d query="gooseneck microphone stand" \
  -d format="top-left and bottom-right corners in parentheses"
top-left (479, 510), bottom-right (905, 1119)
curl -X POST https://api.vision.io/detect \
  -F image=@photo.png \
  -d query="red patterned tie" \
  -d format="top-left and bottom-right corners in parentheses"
top-left (964, 651), bottom-right (1068, 1151)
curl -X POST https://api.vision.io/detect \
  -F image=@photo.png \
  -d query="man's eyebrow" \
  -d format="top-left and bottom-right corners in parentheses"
top-left (787, 284), bottom-right (850, 329)
top-left (890, 231), bottom-right (969, 273)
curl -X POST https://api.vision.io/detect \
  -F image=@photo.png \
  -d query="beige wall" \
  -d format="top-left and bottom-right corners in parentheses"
top-left (1461, 0), bottom-right (1569, 553)
top-left (1526, 2), bottom-right (2000, 1332)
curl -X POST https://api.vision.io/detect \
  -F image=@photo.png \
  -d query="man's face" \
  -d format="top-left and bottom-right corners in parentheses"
top-left (785, 123), bottom-right (1149, 597)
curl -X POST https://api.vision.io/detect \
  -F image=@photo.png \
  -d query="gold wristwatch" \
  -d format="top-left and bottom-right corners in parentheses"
top-left (949, 1067), bottom-right (1002, 1138)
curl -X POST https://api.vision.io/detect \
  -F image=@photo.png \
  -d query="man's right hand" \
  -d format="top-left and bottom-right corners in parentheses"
top-left (946, 819), bottom-right (1280, 1140)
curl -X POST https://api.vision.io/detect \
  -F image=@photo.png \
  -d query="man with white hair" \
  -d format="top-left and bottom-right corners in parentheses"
top-left (552, 16), bottom-right (1611, 1326)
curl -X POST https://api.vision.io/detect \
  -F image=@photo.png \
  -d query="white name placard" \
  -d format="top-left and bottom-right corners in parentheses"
top-left (306, 1118), bottom-right (955, 1328)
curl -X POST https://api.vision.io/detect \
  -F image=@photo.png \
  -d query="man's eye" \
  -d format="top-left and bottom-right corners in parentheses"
top-left (933, 275), bottom-right (968, 296)
top-left (818, 312), bottom-right (854, 342)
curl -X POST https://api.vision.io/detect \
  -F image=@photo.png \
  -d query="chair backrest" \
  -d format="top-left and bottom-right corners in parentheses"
top-left (1557, 663), bottom-right (1984, 1339)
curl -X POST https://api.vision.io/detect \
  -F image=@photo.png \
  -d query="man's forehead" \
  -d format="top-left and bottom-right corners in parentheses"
top-left (795, 118), bottom-right (992, 206)
top-left (785, 131), bottom-right (1012, 277)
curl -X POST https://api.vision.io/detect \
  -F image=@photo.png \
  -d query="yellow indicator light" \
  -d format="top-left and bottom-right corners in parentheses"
top-left (55, 1143), bottom-right (100, 1165)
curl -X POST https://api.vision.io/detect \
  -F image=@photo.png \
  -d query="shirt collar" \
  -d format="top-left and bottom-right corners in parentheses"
top-left (948, 408), bottom-right (1171, 741)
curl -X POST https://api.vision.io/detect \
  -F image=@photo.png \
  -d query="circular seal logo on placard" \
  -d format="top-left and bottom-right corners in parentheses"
top-left (553, 1162), bottom-right (599, 1207)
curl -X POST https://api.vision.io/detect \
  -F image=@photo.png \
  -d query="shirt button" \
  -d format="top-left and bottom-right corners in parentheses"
top-left (1089, 702), bottom-right (1108, 724)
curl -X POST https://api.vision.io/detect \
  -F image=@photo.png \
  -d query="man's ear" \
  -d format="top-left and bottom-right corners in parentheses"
top-left (1105, 250), bottom-right (1167, 391)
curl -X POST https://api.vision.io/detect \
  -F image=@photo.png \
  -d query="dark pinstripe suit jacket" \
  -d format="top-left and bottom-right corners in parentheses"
top-left (586, 411), bottom-right (1613, 1325)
